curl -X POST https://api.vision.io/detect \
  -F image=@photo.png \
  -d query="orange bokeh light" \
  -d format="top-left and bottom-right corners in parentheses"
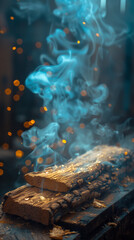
top-left (2, 143), bottom-right (9, 150)
top-left (29, 119), bottom-right (35, 126)
top-left (24, 121), bottom-right (30, 128)
top-left (81, 90), bottom-right (87, 97)
top-left (13, 94), bottom-right (20, 101)
top-left (0, 162), bottom-right (4, 167)
top-left (37, 157), bottom-right (44, 164)
top-left (8, 132), bottom-right (12, 136)
top-left (108, 103), bottom-right (112, 108)
top-left (80, 123), bottom-right (85, 129)
top-left (5, 88), bottom-right (12, 95)
top-left (7, 107), bottom-right (11, 111)
top-left (21, 166), bottom-right (28, 174)
top-left (40, 106), bottom-right (48, 113)
top-left (64, 28), bottom-right (70, 34)
top-left (19, 84), bottom-right (25, 91)
top-left (10, 16), bottom-right (14, 20)
top-left (35, 42), bottom-right (42, 48)
top-left (17, 38), bottom-right (23, 45)
top-left (12, 46), bottom-right (16, 50)
top-left (0, 169), bottom-right (4, 176)
top-left (13, 80), bottom-right (20, 86)
top-left (15, 150), bottom-right (24, 158)
top-left (96, 33), bottom-right (100, 37)
top-left (25, 160), bottom-right (31, 166)
top-left (17, 129), bottom-right (23, 136)
top-left (66, 126), bottom-right (74, 134)
top-left (17, 47), bottom-right (23, 54)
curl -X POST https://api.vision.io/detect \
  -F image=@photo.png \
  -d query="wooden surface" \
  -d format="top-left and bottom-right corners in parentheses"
top-left (25, 145), bottom-right (133, 192)
top-left (60, 181), bottom-right (134, 239)
top-left (1, 181), bottom-right (134, 240)
top-left (0, 205), bottom-right (80, 240)
top-left (2, 145), bottom-right (134, 226)
top-left (2, 172), bottom-right (113, 226)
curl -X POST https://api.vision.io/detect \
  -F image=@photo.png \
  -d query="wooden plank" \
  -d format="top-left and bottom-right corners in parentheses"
top-left (0, 206), bottom-right (80, 240)
top-left (2, 169), bottom-right (118, 226)
top-left (25, 145), bottom-right (133, 192)
top-left (60, 181), bottom-right (134, 239)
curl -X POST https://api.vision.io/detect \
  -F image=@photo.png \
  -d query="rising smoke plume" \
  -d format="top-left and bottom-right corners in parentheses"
top-left (19, 0), bottom-right (130, 169)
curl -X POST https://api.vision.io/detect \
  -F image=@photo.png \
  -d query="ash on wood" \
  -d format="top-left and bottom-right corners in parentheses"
top-left (25, 145), bottom-right (133, 192)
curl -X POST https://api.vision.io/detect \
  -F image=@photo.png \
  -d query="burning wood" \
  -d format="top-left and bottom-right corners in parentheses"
top-left (25, 145), bottom-right (133, 192)
top-left (2, 145), bottom-right (134, 225)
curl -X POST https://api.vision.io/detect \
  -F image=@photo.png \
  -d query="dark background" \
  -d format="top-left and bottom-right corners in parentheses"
top-left (0, 0), bottom-right (134, 200)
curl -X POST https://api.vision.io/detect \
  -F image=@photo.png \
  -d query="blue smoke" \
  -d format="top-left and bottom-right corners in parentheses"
top-left (21, 0), bottom-right (129, 168)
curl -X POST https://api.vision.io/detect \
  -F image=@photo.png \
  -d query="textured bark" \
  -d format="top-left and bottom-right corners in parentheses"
top-left (2, 171), bottom-right (127, 225)
top-left (2, 145), bottom-right (134, 225)
top-left (25, 145), bottom-right (133, 192)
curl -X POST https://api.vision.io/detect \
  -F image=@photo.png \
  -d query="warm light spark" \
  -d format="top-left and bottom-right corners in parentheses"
top-left (7, 107), bottom-right (11, 111)
top-left (2, 143), bottom-right (9, 150)
top-left (35, 42), bottom-right (42, 48)
top-left (0, 162), bottom-right (4, 167)
top-left (30, 119), bottom-right (35, 125)
top-left (44, 106), bottom-right (48, 111)
top-left (94, 67), bottom-right (98, 72)
top-left (17, 47), bottom-right (23, 54)
top-left (5, 88), bottom-right (12, 95)
top-left (80, 123), bottom-right (85, 129)
top-left (13, 94), bottom-right (20, 101)
top-left (108, 103), bottom-right (112, 108)
top-left (62, 139), bottom-right (67, 144)
top-left (17, 38), bottom-right (23, 45)
top-left (13, 80), bottom-right (20, 86)
top-left (10, 16), bottom-right (14, 20)
top-left (8, 132), bottom-right (12, 136)
top-left (24, 121), bottom-right (30, 128)
top-left (19, 84), bottom-right (25, 91)
top-left (25, 160), bottom-right (31, 166)
top-left (21, 166), bottom-right (28, 174)
top-left (81, 90), bottom-right (87, 97)
top-left (16, 150), bottom-right (24, 158)
top-left (64, 28), bottom-right (69, 34)
top-left (37, 157), bottom-right (44, 164)
top-left (17, 129), bottom-right (23, 136)
top-left (0, 169), bottom-right (4, 176)
top-left (77, 40), bottom-right (80, 44)
top-left (12, 46), bottom-right (16, 50)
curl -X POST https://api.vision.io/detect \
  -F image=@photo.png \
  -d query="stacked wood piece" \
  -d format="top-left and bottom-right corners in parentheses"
top-left (2, 145), bottom-right (134, 226)
top-left (24, 145), bottom-right (133, 192)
